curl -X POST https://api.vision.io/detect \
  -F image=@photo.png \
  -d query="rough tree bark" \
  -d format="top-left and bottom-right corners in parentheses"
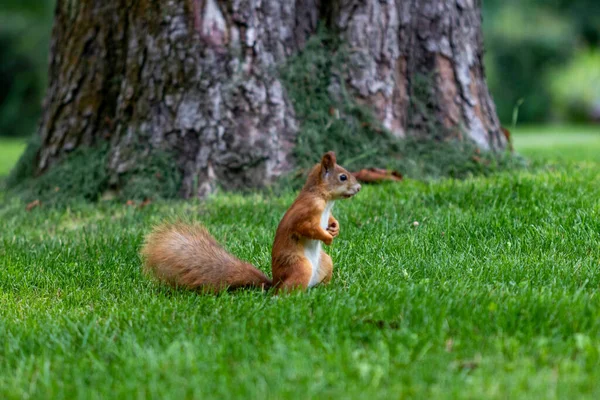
top-left (34, 0), bottom-right (505, 198)
top-left (331, 0), bottom-right (505, 149)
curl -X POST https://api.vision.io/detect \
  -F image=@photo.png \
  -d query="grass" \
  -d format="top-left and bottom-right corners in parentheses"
top-left (513, 125), bottom-right (600, 162)
top-left (0, 138), bottom-right (26, 177)
top-left (1, 126), bottom-right (600, 398)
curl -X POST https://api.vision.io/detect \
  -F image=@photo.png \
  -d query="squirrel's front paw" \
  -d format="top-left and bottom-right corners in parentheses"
top-left (327, 221), bottom-right (339, 238)
top-left (323, 234), bottom-right (334, 246)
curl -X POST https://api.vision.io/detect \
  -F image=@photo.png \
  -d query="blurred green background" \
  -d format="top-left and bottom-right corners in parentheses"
top-left (484, 0), bottom-right (600, 124)
top-left (0, 0), bottom-right (598, 139)
top-left (0, 0), bottom-right (55, 138)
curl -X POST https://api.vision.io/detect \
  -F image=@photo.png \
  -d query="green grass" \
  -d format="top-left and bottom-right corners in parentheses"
top-left (0, 138), bottom-right (26, 177)
top-left (1, 126), bottom-right (600, 398)
top-left (513, 125), bottom-right (600, 162)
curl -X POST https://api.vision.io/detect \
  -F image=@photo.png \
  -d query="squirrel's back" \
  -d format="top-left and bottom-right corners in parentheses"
top-left (141, 222), bottom-right (271, 292)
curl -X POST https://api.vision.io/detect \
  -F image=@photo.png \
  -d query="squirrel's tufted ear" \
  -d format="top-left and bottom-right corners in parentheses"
top-left (321, 151), bottom-right (336, 175)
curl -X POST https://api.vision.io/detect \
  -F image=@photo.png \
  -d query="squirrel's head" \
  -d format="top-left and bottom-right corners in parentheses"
top-left (315, 151), bottom-right (361, 200)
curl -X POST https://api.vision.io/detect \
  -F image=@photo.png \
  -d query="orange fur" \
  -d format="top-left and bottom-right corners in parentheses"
top-left (140, 151), bottom-right (361, 293)
top-left (141, 223), bottom-right (271, 292)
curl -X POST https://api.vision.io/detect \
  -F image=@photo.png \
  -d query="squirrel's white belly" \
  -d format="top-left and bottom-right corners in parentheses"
top-left (305, 201), bottom-right (334, 288)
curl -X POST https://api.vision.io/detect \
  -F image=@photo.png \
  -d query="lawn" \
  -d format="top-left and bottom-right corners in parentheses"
top-left (512, 125), bottom-right (600, 163)
top-left (1, 127), bottom-right (600, 399)
top-left (0, 138), bottom-right (26, 177)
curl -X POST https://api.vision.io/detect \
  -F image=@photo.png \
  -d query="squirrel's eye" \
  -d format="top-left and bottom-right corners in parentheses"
top-left (339, 174), bottom-right (347, 181)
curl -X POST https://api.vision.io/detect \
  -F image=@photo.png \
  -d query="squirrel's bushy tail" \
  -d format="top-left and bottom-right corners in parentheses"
top-left (141, 222), bottom-right (272, 292)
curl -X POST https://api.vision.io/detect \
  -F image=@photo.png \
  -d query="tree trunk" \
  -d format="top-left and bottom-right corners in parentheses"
top-left (38, 0), bottom-right (317, 197)
top-left (331, 0), bottom-right (505, 149)
top-left (33, 0), bottom-right (505, 198)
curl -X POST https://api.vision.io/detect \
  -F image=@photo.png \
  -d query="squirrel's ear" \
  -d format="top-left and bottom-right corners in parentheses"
top-left (321, 151), bottom-right (336, 175)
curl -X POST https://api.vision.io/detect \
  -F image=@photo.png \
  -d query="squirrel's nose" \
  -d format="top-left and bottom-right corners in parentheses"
top-left (355, 184), bottom-right (361, 192)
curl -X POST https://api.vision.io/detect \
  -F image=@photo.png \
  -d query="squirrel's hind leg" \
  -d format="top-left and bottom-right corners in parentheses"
top-left (317, 251), bottom-right (333, 285)
top-left (274, 260), bottom-right (312, 293)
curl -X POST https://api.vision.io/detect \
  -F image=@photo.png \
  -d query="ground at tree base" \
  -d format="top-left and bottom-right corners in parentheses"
top-left (0, 127), bottom-right (599, 399)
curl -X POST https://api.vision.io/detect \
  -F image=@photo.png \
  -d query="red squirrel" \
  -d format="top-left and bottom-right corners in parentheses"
top-left (141, 151), bottom-right (361, 292)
